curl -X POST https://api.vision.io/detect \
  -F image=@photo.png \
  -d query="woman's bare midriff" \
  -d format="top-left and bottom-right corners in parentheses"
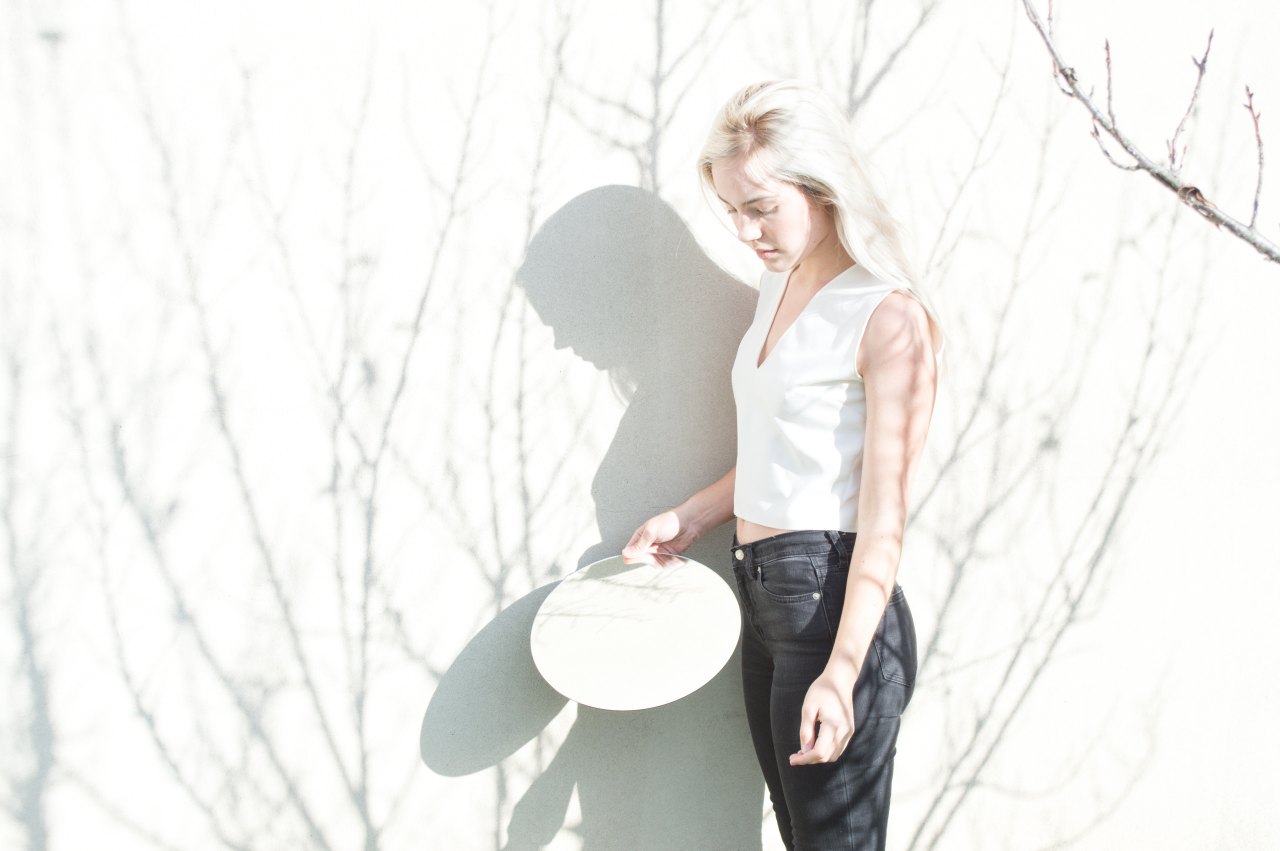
top-left (735, 516), bottom-right (796, 546)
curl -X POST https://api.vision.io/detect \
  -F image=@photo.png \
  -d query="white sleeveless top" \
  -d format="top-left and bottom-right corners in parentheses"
top-left (731, 262), bottom-right (932, 532)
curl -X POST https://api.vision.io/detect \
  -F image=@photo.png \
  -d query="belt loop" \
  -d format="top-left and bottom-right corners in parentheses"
top-left (824, 529), bottom-right (848, 560)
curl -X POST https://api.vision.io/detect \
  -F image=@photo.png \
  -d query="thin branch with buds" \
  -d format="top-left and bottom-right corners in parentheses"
top-left (1020, 0), bottom-right (1279, 263)
top-left (1166, 31), bottom-right (1212, 174)
top-left (1245, 85), bottom-right (1265, 229)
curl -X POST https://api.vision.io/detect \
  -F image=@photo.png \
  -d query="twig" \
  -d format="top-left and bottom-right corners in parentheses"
top-left (1167, 31), bottom-right (1213, 174)
top-left (1245, 85), bottom-right (1265, 229)
top-left (1019, 0), bottom-right (1280, 263)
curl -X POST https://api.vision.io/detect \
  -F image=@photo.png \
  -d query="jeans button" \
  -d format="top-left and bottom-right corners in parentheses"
top-left (734, 549), bottom-right (745, 560)
top-left (812, 592), bottom-right (821, 600)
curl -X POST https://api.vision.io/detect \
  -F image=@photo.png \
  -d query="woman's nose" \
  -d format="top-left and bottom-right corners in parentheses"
top-left (735, 218), bottom-right (761, 242)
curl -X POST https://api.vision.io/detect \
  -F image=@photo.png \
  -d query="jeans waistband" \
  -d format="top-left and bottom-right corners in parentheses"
top-left (730, 529), bottom-right (856, 566)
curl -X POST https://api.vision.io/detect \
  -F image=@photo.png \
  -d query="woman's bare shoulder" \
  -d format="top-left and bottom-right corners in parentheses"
top-left (871, 290), bottom-right (934, 343)
top-left (859, 290), bottom-right (938, 376)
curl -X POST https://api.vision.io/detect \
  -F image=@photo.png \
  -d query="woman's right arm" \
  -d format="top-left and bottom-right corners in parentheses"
top-left (620, 466), bottom-right (736, 561)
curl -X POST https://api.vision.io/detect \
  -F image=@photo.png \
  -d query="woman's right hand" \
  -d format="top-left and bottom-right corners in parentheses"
top-left (620, 510), bottom-right (694, 563)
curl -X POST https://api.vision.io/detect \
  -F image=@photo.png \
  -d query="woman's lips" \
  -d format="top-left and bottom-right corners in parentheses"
top-left (755, 248), bottom-right (778, 257)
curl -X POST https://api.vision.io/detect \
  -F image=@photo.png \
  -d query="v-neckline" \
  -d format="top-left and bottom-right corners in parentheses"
top-left (755, 263), bottom-right (858, 369)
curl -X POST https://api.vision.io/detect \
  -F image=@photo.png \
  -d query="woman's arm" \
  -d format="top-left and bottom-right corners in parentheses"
top-left (621, 466), bottom-right (736, 560)
top-left (791, 291), bottom-right (939, 766)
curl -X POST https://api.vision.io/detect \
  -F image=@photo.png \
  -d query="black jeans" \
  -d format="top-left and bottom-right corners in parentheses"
top-left (730, 529), bottom-right (917, 851)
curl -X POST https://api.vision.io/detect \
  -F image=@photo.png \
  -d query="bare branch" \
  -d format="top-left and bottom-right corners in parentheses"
top-left (1245, 85), bottom-right (1265, 229)
top-left (1103, 40), bottom-right (1117, 128)
top-left (1020, 0), bottom-right (1280, 263)
top-left (1090, 119), bottom-right (1142, 171)
top-left (1167, 31), bottom-right (1212, 173)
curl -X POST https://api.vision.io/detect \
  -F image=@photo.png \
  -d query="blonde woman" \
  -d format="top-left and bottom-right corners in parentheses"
top-left (622, 80), bottom-right (943, 850)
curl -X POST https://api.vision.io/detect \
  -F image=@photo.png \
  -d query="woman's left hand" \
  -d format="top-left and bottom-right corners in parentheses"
top-left (789, 667), bottom-right (857, 765)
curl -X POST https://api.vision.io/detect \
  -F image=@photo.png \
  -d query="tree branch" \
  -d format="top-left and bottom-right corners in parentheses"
top-left (1020, 0), bottom-right (1279, 263)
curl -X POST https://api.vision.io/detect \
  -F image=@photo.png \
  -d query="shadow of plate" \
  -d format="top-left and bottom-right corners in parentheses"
top-left (421, 582), bottom-right (567, 776)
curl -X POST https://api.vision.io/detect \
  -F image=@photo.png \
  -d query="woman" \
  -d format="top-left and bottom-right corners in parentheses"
top-left (622, 79), bottom-right (943, 850)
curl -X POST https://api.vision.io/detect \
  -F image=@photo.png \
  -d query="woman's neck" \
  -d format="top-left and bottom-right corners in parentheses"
top-left (790, 234), bottom-right (855, 291)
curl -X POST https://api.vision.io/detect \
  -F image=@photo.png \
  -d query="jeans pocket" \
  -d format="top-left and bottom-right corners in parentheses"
top-left (751, 553), bottom-right (837, 643)
top-left (853, 588), bottom-right (916, 720)
top-left (874, 589), bottom-right (917, 688)
top-left (755, 553), bottom-right (822, 603)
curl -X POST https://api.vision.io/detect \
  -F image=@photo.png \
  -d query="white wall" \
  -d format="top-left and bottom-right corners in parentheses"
top-left (2, 0), bottom-right (1277, 848)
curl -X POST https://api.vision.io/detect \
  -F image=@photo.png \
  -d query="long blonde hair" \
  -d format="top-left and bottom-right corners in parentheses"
top-left (697, 79), bottom-right (944, 352)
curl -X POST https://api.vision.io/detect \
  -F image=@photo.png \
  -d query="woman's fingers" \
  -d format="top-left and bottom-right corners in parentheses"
top-left (621, 511), bottom-right (683, 561)
top-left (791, 695), bottom-right (834, 765)
top-left (797, 701), bottom-right (818, 752)
top-left (622, 521), bottom-right (658, 556)
top-left (790, 719), bottom-right (850, 765)
top-left (621, 530), bottom-right (648, 555)
top-left (814, 721), bottom-right (839, 760)
top-left (790, 676), bottom-right (858, 765)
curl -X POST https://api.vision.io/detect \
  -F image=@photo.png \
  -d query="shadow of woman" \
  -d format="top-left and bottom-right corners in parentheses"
top-left (422, 185), bottom-right (761, 849)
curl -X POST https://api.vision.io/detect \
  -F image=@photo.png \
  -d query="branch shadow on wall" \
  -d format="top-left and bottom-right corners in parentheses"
top-left (421, 185), bottom-right (762, 849)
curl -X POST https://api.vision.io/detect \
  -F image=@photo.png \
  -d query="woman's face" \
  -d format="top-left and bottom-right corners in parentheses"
top-left (710, 155), bottom-right (833, 273)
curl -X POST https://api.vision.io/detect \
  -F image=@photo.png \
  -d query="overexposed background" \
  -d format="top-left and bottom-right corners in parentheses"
top-left (3, 0), bottom-right (1278, 848)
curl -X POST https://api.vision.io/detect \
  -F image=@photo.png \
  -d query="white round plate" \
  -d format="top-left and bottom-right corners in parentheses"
top-left (530, 552), bottom-right (741, 710)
